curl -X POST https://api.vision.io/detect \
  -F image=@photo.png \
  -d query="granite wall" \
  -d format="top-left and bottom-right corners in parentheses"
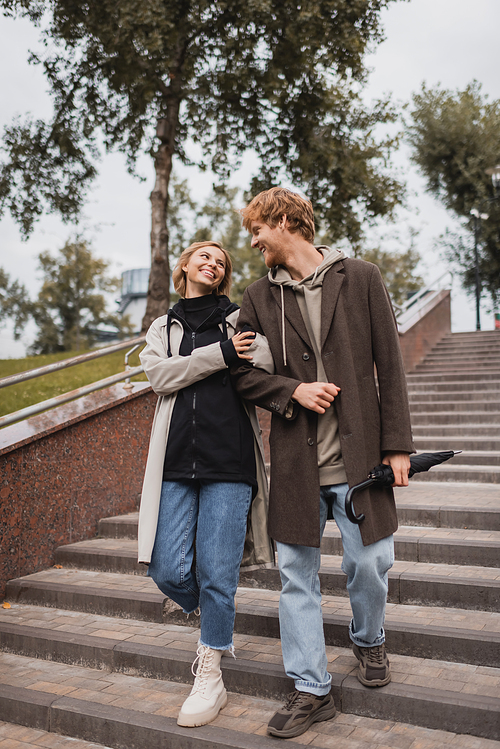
top-left (0, 383), bottom-right (157, 599)
top-left (398, 291), bottom-right (451, 373)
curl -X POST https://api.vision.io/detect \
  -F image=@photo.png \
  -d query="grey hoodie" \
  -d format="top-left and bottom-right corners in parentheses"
top-left (269, 246), bottom-right (347, 485)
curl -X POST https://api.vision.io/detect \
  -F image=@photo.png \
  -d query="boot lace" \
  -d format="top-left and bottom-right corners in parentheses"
top-left (363, 645), bottom-right (384, 665)
top-left (190, 645), bottom-right (214, 695)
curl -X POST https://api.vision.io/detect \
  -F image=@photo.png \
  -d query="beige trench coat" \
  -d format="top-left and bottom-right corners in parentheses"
top-left (137, 309), bottom-right (275, 569)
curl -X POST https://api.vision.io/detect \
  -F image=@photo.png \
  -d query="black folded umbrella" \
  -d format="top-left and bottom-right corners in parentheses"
top-left (345, 450), bottom-right (461, 524)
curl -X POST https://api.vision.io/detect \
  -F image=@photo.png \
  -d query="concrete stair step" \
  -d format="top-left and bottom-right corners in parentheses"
top-left (100, 515), bottom-right (500, 568)
top-left (419, 359), bottom-right (500, 368)
top-left (0, 721), bottom-right (114, 749)
top-left (99, 512), bottom-right (140, 539)
top-left (445, 451), bottom-right (500, 466)
top-left (410, 400), bottom-right (500, 411)
top-left (409, 392), bottom-right (500, 402)
top-left (406, 372), bottom-right (500, 383)
top-left (410, 412), bottom-right (500, 425)
top-left (414, 364), bottom-right (500, 372)
top-left (2, 595), bottom-right (500, 670)
top-left (410, 464), bottom-right (500, 484)
top-left (8, 545), bottom-right (500, 612)
top-left (413, 436), bottom-right (500, 451)
top-left (442, 330), bottom-right (500, 337)
top-left (394, 483), bottom-right (500, 530)
top-left (414, 360), bottom-right (500, 368)
top-left (99, 490), bottom-right (500, 538)
top-left (426, 351), bottom-right (500, 360)
top-left (407, 382), bottom-right (500, 393)
top-left (420, 348), bottom-right (500, 356)
top-left (440, 331), bottom-right (500, 339)
top-left (322, 524), bottom-right (500, 568)
top-left (1, 714), bottom-right (498, 749)
top-left (426, 334), bottom-right (500, 346)
top-left (1, 648), bottom-right (499, 745)
top-left (411, 424), bottom-right (500, 436)
top-left (431, 342), bottom-right (500, 351)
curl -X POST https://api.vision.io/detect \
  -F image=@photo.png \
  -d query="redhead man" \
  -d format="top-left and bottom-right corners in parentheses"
top-left (231, 187), bottom-right (414, 739)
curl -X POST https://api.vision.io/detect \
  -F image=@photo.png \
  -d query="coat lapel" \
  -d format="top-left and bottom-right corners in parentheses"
top-left (320, 262), bottom-right (345, 350)
top-left (270, 284), bottom-right (312, 349)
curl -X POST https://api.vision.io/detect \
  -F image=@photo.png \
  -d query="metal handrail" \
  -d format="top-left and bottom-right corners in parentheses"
top-left (0, 336), bottom-right (147, 428)
top-left (0, 366), bottom-right (145, 429)
top-left (394, 271), bottom-right (453, 319)
top-left (0, 335), bottom-right (146, 390)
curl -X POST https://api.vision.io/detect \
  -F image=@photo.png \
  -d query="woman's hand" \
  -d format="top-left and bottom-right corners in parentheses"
top-left (232, 331), bottom-right (256, 360)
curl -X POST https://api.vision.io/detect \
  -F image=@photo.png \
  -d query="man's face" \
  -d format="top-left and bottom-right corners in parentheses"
top-left (250, 219), bottom-right (286, 268)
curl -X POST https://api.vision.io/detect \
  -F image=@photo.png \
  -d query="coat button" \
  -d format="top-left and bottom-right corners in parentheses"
top-left (307, 438), bottom-right (314, 446)
top-left (302, 353), bottom-right (310, 361)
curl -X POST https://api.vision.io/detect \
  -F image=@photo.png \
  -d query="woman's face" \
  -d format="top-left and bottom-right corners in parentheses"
top-left (182, 246), bottom-right (227, 298)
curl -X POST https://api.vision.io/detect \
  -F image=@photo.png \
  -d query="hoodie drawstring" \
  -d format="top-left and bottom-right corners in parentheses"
top-left (280, 285), bottom-right (287, 367)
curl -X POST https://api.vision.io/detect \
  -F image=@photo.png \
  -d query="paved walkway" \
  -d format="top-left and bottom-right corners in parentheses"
top-left (0, 657), bottom-right (499, 749)
top-left (1, 602), bottom-right (499, 701)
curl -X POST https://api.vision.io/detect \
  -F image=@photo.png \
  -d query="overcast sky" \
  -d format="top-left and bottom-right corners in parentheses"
top-left (0, 0), bottom-right (499, 356)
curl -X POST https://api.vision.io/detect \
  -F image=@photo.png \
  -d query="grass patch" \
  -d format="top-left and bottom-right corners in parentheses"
top-left (0, 346), bottom-right (148, 420)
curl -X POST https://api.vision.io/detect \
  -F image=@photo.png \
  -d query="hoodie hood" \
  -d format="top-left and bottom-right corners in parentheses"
top-left (268, 246), bottom-right (346, 289)
top-left (267, 246), bottom-right (346, 366)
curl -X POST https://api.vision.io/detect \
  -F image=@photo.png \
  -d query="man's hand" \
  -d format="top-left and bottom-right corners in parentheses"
top-left (382, 452), bottom-right (411, 487)
top-left (291, 382), bottom-right (340, 414)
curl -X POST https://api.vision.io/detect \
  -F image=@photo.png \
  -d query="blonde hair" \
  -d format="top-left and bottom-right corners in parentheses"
top-left (172, 241), bottom-right (232, 298)
top-left (240, 187), bottom-right (315, 242)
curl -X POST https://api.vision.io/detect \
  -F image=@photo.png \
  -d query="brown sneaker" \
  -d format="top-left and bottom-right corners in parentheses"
top-left (352, 643), bottom-right (391, 687)
top-left (267, 690), bottom-right (336, 738)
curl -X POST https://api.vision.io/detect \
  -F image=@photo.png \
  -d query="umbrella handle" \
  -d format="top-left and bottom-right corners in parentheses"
top-left (345, 478), bottom-right (376, 524)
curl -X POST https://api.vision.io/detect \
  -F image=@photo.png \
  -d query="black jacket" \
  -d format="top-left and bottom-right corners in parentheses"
top-left (163, 293), bottom-right (256, 489)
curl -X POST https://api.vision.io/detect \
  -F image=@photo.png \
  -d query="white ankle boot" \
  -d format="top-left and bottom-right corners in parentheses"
top-left (177, 644), bottom-right (227, 727)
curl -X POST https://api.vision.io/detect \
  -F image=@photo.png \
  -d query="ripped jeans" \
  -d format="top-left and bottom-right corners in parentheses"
top-left (148, 480), bottom-right (252, 651)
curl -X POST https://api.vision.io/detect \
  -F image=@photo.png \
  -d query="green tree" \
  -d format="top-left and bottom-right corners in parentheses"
top-left (407, 81), bottom-right (500, 307)
top-left (0, 0), bottom-right (405, 330)
top-left (28, 239), bottom-right (132, 354)
top-left (357, 243), bottom-right (423, 308)
top-left (0, 267), bottom-right (32, 339)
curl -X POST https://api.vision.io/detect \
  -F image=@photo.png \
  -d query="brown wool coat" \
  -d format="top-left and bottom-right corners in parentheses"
top-left (231, 258), bottom-right (415, 548)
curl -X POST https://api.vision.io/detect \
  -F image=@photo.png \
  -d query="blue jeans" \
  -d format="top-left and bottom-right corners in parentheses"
top-left (277, 482), bottom-right (394, 695)
top-left (148, 480), bottom-right (252, 651)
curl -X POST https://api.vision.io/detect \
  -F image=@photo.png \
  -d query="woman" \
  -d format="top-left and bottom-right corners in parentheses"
top-left (138, 240), bottom-right (273, 728)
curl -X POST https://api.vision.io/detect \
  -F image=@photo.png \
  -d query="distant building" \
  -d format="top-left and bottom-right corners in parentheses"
top-left (118, 269), bottom-right (149, 333)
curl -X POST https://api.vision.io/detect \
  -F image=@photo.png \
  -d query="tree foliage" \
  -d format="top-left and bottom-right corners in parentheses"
top-left (0, 0), bottom-right (406, 326)
top-left (0, 267), bottom-right (31, 339)
top-left (2, 240), bottom-right (132, 354)
top-left (171, 177), bottom-right (421, 308)
top-left (407, 81), bottom-right (500, 306)
top-left (357, 242), bottom-right (423, 308)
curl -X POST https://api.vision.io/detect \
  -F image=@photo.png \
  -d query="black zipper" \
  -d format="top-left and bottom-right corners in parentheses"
top-left (191, 331), bottom-right (196, 477)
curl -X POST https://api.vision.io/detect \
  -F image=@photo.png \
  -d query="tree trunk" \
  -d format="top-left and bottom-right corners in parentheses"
top-left (141, 46), bottom-right (185, 333)
top-left (141, 139), bottom-right (173, 332)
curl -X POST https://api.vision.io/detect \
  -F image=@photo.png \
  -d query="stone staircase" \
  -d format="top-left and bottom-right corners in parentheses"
top-left (407, 331), bottom-right (500, 483)
top-left (1, 479), bottom-right (499, 748)
top-left (1, 329), bottom-right (500, 747)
